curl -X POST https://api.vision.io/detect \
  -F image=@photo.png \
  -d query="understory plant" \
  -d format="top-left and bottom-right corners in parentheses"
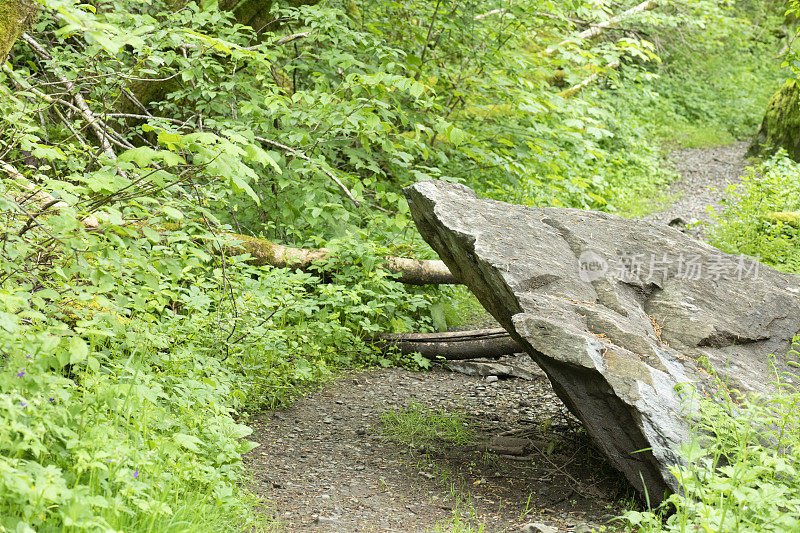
top-left (623, 347), bottom-right (800, 532)
top-left (709, 152), bottom-right (800, 274)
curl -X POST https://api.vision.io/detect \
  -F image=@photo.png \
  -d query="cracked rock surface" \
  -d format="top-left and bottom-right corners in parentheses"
top-left (405, 180), bottom-right (800, 500)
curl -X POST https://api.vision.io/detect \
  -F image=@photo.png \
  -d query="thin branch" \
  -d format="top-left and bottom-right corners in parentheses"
top-left (21, 32), bottom-right (117, 161)
top-left (253, 136), bottom-right (360, 207)
top-left (273, 32), bottom-right (310, 46)
top-left (474, 8), bottom-right (506, 21)
top-left (560, 59), bottom-right (620, 98)
top-left (545, 0), bottom-right (658, 55)
top-left (415, 0), bottom-right (443, 81)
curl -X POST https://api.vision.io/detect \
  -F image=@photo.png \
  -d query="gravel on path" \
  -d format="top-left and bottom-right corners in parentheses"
top-left (246, 365), bottom-right (628, 532)
top-left (644, 141), bottom-right (748, 237)
top-left (244, 142), bottom-right (750, 532)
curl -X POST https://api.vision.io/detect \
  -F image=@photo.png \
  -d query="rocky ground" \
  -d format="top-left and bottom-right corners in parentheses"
top-left (244, 143), bottom-right (749, 532)
top-left (245, 363), bottom-right (629, 532)
top-left (644, 141), bottom-right (748, 237)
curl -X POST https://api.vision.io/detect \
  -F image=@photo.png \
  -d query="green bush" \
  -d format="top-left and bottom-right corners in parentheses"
top-left (606, 5), bottom-right (787, 150)
top-left (709, 153), bottom-right (800, 274)
top-left (623, 347), bottom-right (800, 532)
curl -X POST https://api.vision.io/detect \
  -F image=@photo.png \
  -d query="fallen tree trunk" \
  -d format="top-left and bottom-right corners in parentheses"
top-left (1, 162), bottom-right (459, 285)
top-left (221, 232), bottom-right (458, 285)
top-left (373, 328), bottom-right (521, 359)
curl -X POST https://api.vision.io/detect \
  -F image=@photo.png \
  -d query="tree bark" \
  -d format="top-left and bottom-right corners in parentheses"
top-left (373, 328), bottom-right (521, 359)
top-left (0, 0), bottom-right (38, 63)
top-left (222, 232), bottom-right (458, 285)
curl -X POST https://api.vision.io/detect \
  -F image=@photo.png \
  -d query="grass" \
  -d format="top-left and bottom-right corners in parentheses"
top-left (440, 286), bottom-right (495, 330)
top-left (380, 402), bottom-right (488, 531)
top-left (616, 187), bottom-right (680, 219)
top-left (431, 495), bottom-right (487, 533)
top-left (380, 401), bottom-right (475, 448)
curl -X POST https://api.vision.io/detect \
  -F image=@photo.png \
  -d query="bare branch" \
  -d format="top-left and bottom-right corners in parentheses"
top-left (546, 0), bottom-right (658, 55)
top-left (21, 32), bottom-right (118, 160)
top-left (560, 59), bottom-right (620, 98)
top-left (254, 135), bottom-right (360, 207)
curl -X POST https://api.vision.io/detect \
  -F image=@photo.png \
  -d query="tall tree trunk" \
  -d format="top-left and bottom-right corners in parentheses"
top-left (0, 0), bottom-right (38, 63)
top-left (116, 0), bottom-right (320, 119)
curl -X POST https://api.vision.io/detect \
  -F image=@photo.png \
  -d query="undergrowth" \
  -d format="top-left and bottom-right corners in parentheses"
top-left (380, 401), bottom-right (474, 448)
top-left (608, 12), bottom-right (787, 151)
top-left (623, 346), bottom-right (800, 532)
top-left (709, 152), bottom-right (800, 274)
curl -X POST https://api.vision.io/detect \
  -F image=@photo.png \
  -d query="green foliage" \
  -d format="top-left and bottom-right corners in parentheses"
top-left (709, 153), bottom-right (800, 274)
top-left (380, 401), bottom-right (474, 448)
top-left (440, 286), bottom-right (493, 330)
top-left (607, 3), bottom-right (787, 150)
top-left (622, 346), bottom-right (800, 532)
top-left (0, 0), bottom-right (793, 529)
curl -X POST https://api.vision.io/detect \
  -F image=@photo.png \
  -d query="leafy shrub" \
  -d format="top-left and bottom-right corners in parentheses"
top-left (623, 347), bottom-right (800, 532)
top-left (709, 153), bottom-right (800, 274)
top-left (607, 4), bottom-right (787, 149)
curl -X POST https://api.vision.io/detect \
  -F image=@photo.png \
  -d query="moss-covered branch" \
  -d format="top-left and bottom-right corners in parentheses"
top-left (223, 232), bottom-right (458, 285)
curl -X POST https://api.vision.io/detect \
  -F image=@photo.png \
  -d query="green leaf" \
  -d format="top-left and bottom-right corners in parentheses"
top-left (244, 144), bottom-right (282, 173)
top-left (449, 127), bottom-right (466, 147)
top-left (68, 336), bottom-right (88, 365)
top-left (162, 206), bottom-right (184, 220)
top-left (430, 303), bottom-right (447, 332)
top-left (173, 433), bottom-right (203, 452)
top-left (119, 147), bottom-right (185, 167)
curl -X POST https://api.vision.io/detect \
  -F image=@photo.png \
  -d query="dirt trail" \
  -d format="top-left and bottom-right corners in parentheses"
top-left (244, 143), bottom-right (749, 532)
top-left (645, 141), bottom-right (748, 237)
top-left (246, 365), bottom-right (626, 532)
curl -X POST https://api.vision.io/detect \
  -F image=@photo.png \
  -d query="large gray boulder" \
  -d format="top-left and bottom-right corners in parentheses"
top-left (405, 180), bottom-right (800, 500)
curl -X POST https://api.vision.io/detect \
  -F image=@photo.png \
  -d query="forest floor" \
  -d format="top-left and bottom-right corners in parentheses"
top-left (644, 141), bottom-right (748, 236)
top-left (244, 142), bottom-right (749, 532)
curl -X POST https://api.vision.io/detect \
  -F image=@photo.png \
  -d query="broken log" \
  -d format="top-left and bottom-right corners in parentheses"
top-left (0, 163), bottom-right (459, 285)
top-left (373, 328), bottom-right (521, 359)
top-left (222, 232), bottom-right (458, 285)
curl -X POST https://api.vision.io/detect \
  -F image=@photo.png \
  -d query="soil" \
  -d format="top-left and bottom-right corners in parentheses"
top-left (644, 141), bottom-right (748, 238)
top-left (245, 362), bottom-right (630, 532)
top-left (244, 142), bottom-right (749, 532)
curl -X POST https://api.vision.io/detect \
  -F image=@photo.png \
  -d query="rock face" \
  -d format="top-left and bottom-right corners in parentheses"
top-left (405, 181), bottom-right (800, 500)
top-left (748, 79), bottom-right (800, 161)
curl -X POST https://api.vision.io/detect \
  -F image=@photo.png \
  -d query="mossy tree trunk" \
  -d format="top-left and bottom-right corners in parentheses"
top-left (747, 79), bottom-right (800, 161)
top-left (116, 0), bottom-right (318, 119)
top-left (0, 0), bottom-right (38, 63)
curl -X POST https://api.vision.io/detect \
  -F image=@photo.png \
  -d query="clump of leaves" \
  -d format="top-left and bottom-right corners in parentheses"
top-left (622, 346), bottom-right (800, 532)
